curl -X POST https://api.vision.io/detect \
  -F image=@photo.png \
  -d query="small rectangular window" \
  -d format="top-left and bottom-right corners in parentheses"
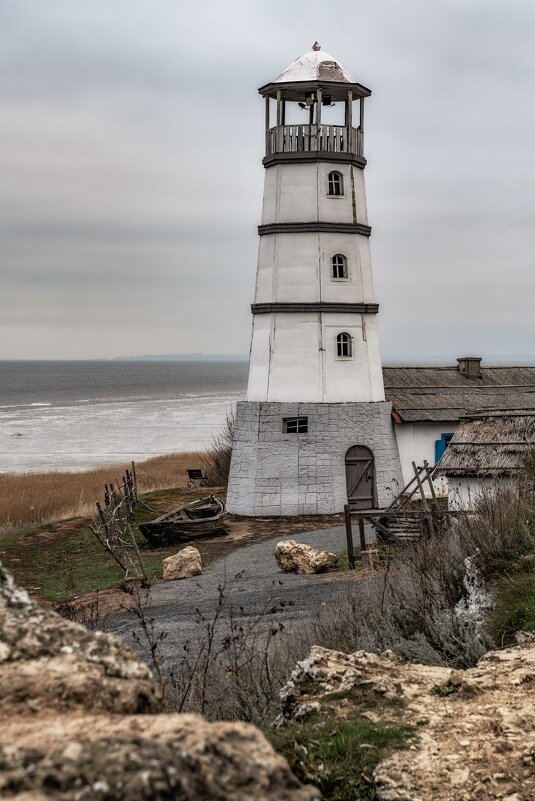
top-left (283, 416), bottom-right (308, 434)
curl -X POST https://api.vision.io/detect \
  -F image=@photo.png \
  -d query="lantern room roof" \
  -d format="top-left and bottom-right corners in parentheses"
top-left (274, 44), bottom-right (355, 84)
top-left (258, 43), bottom-right (371, 101)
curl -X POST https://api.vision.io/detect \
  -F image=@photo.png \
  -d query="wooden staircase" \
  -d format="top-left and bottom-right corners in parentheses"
top-left (343, 460), bottom-right (449, 564)
top-left (382, 511), bottom-right (424, 542)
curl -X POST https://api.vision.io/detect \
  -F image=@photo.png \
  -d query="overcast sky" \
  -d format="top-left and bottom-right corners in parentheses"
top-left (1, 0), bottom-right (534, 362)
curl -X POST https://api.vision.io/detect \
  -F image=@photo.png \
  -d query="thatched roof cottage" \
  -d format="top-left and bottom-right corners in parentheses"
top-left (434, 410), bottom-right (535, 510)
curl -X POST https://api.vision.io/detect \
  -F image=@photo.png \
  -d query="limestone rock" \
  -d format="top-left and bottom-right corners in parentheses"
top-left (279, 643), bottom-right (535, 801)
top-left (274, 540), bottom-right (338, 574)
top-left (162, 545), bottom-right (202, 581)
top-left (0, 560), bottom-right (319, 801)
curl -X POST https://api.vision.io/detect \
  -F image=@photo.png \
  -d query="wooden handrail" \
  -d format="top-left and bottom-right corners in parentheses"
top-left (267, 124), bottom-right (362, 156)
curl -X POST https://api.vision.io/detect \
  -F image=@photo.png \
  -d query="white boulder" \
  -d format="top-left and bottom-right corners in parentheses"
top-left (162, 546), bottom-right (202, 581)
top-left (274, 540), bottom-right (338, 575)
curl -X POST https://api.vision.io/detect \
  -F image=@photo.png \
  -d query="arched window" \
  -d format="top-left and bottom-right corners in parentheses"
top-left (336, 332), bottom-right (352, 358)
top-left (331, 254), bottom-right (348, 279)
top-left (328, 171), bottom-right (344, 196)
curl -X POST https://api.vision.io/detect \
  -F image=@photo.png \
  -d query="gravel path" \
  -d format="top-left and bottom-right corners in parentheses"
top-left (109, 524), bottom-right (375, 667)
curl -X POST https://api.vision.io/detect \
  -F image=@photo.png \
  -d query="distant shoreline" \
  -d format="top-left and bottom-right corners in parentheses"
top-left (0, 355), bottom-right (249, 363)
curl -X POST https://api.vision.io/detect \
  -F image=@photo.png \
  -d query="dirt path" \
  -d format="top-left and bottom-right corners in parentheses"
top-left (108, 525), bottom-right (374, 669)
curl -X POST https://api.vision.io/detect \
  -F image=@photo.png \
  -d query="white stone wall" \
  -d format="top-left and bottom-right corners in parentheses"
top-left (227, 400), bottom-right (404, 516)
top-left (254, 232), bottom-right (376, 305)
top-left (247, 311), bottom-right (384, 402)
top-left (261, 163), bottom-right (368, 226)
top-left (247, 158), bottom-right (383, 405)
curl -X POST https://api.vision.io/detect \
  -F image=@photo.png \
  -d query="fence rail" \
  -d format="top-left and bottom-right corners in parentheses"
top-left (89, 461), bottom-right (149, 582)
top-left (267, 124), bottom-right (363, 156)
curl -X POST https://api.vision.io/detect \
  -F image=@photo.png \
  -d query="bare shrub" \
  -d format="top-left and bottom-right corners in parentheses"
top-left (54, 592), bottom-right (110, 631)
top-left (167, 589), bottom-right (303, 725)
top-left (201, 411), bottom-right (235, 487)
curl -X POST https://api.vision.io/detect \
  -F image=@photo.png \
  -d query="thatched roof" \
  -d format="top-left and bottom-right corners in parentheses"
top-left (383, 365), bottom-right (535, 423)
top-left (435, 410), bottom-right (535, 475)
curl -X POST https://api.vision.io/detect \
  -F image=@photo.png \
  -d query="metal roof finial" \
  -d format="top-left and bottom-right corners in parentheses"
top-left (312, 41), bottom-right (321, 51)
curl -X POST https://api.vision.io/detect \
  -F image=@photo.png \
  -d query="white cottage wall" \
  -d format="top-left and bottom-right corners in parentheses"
top-left (394, 422), bottom-right (458, 494)
top-left (447, 476), bottom-right (514, 511)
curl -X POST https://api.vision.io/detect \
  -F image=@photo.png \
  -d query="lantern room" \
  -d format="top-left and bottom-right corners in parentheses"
top-left (258, 43), bottom-right (371, 165)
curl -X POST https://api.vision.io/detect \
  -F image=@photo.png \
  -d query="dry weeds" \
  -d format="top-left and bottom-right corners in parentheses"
top-left (0, 452), bottom-right (200, 536)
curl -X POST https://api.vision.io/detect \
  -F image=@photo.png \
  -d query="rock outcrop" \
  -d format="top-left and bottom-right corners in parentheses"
top-left (0, 560), bottom-right (318, 801)
top-left (280, 644), bottom-right (535, 800)
top-left (162, 545), bottom-right (202, 581)
top-left (274, 540), bottom-right (338, 574)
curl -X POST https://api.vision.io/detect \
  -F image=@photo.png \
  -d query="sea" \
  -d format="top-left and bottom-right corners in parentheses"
top-left (0, 361), bottom-right (248, 474)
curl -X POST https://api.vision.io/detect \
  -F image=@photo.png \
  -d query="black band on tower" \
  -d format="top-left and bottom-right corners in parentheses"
top-left (251, 302), bottom-right (379, 314)
top-left (262, 152), bottom-right (367, 169)
top-left (258, 222), bottom-right (372, 236)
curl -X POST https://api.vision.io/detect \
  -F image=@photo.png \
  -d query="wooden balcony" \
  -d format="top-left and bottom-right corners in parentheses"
top-left (266, 124), bottom-right (363, 157)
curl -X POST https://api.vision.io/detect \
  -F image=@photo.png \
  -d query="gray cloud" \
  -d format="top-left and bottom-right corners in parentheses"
top-left (0, 0), bottom-right (534, 360)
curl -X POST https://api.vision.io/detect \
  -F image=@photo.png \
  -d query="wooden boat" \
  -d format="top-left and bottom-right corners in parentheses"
top-left (139, 495), bottom-right (227, 545)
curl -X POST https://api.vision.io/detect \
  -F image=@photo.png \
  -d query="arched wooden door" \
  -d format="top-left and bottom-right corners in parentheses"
top-left (345, 446), bottom-right (375, 510)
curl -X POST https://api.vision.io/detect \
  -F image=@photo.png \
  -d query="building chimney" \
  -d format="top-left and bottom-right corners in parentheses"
top-left (457, 357), bottom-right (482, 379)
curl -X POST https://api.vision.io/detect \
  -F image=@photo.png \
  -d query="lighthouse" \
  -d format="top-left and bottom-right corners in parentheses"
top-left (227, 44), bottom-right (403, 516)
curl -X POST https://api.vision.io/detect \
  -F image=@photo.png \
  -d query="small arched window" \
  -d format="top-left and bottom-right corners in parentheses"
top-left (331, 254), bottom-right (348, 279)
top-left (328, 171), bottom-right (344, 196)
top-left (336, 332), bottom-right (352, 358)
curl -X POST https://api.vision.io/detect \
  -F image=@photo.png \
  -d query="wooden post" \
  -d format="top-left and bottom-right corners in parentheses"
top-left (344, 504), bottom-right (355, 569)
top-left (346, 89), bottom-right (352, 151)
top-left (276, 89), bottom-right (283, 152)
top-left (412, 461), bottom-right (435, 536)
top-left (423, 460), bottom-right (438, 506)
top-left (96, 501), bottom-right (109, 537)
top-left (358, 516), bottom-right (366, 552)
top-left (131, 460), bottom-right (138, 501)
top-left (265, 95), bottom-right (270, 154)
top-left (281, 99), bottom-right (286, 125)
top-left (316, 87), bottom-right (322, 127)
top-left (359, 96), bottom-right (365, 152)
top-left (412, 462), bottom-right (429, 510)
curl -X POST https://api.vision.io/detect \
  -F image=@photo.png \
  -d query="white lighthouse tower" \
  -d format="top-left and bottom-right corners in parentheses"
top-left (227, 44), bottom-right (403, 516)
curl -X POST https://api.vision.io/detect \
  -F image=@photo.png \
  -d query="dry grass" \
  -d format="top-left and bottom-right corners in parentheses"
top-left (0, 452), bottom-right (201, 536)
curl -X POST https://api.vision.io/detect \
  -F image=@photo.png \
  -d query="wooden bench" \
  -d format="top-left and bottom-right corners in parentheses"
top-left (187, 468), bottom-right (208, 487)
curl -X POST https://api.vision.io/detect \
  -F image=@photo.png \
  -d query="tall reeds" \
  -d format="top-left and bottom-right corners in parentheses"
top-left (0, 452), bottom-right (199, 536)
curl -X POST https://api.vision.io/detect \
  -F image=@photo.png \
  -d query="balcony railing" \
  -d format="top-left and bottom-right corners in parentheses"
top-left (266, 124), bottom-right (363, 157)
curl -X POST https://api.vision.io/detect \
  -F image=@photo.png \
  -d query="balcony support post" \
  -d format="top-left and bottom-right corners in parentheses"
top-left (346, 89), bottom-right (353, 154)
top-left (265, 96), bottom-right (270, 155)
top-left (316, 87), bottom-right (322, 127)
top-left (345, 89), bottom-right (353, 128)
top-left (276, 89), bottom-right (283, 151)
top-left (359, 96), bottom-right (365, 154)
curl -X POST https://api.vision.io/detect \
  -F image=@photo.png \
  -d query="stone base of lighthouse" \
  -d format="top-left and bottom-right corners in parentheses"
top-left (227, 401), bottom-right (403, 516)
